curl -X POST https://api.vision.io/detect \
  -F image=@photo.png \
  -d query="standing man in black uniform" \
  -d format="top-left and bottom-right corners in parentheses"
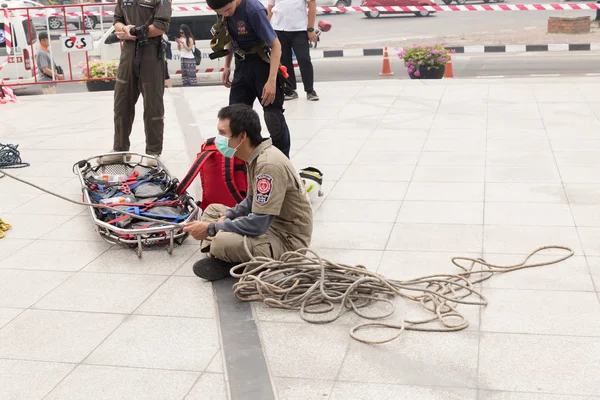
top-left (206, 0), bottom-right (292, 158)
top-left (101, 0), bottom-right (172, 166)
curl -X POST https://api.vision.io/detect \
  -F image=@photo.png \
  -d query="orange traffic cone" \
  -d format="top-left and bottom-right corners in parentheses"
top-left (444, 55), bottom-right (454, 78)
top-left (379, 47), bottom-right (394, 76)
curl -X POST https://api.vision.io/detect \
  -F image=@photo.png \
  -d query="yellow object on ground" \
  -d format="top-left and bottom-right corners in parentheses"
top-left (0, 218), bottom-right (11, 239)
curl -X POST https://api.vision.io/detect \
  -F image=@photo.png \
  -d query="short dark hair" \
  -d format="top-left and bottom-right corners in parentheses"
top-left (206, 0), bottom-right (234, 9)
top-left (217, 104), bottom-right (263, 147)
top-left (38, 32), bottom-right (48, 41)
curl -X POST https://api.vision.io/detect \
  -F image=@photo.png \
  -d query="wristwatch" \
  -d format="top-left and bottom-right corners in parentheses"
top-left (307, 27), bottom-right (314, 32)
top-left (207, 223), bottom-right (216, 237)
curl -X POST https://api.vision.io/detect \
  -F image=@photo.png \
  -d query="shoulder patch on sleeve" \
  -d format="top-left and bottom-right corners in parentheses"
top-left (255, 173), bottom-right (273, 204)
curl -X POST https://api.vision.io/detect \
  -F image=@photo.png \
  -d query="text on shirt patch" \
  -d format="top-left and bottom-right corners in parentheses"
top-left (237, 21), bottom-right (247, 35)
top-left (255, 174), bottom-right (273, 204)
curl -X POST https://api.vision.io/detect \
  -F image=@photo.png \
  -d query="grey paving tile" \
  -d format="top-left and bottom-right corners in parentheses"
top-left (369, 129), bottom-right (429, 141)
top-left (485, 152), bottom-right (556, 167)
top-left (486, 166), bottom-right (561, 183)
top-left (1, 214), bottom-right (74, 240)
top-left (338, 331), bottom-right (479, 387)
top-left (412, 166), bottom-right (485, 182)
top-left (378, 112), bottom-right (435, 130)
top-left (577, 227), bottom-right (600, 256)
top-left (351, 150), bottom-right (420, 166)
top-left (550, 139), bottom-right (600, 152)
top-left (0, 270), bottom-right (73, 308)
top-left (0, 359), bottom-right (76, 400)
top-left (314, 128), bottom-right (375, 141)
top-left (84, 315), bottom-right (219, 371)
top-left (423, 138), bottom-right (486, 153)
top-left (41, 215), bottom-right (106, 242)
top-left (0, 240), bottom-right (111, 272)
top-left (0, 238), bottom-right (33, 258)
top-left (418, 152), bottom-right (485, 166)
top-left (484, 183), bottom-right (567, 203)
top-left (396, 201), bottom-right (484, 225)
top-left (258, 322), bottom-right (350, 380)
top-left (311, 222), bottom-right (393, 250)
top-left (327, 181), bottom-right (409, 201)
top-left (427, 128), bottom-right (487, 140)
top-left (481, 288), bottom-right (600, 335)
top-left (478, 390), bottom-right (600, 400)
top-left (273, 378), bottom-right (334, 400)
top-left (480, 253), bottom-right (594, 291)
top-left (0, 307), bottom-right (23, 329)
top-left (205, 352), bottom-right (224, 374)
top-left (565, 184), bottom-right (600, 204)
top-left (184, 373), bottom-right (228, 400)
top-left (362, 136), bottom-right (427, 152)
top-left (570, 204), bottom-right (600, 227)
top-left (483, 226), bottom-right (583, 255)
top-left (486, 128), bottom-right (547, 140)
top-left (292, 139), bottom-right (365, 165)
top-left (554, 151), bottom-right (600, 167)
top-left (331, 382), bottom-right (476, 400)
top-left (387, 223), bottom-right (483, 253)
top-left (478, 333), bottom-right (600, 395)
top-left (377, 250), bottom-right (482, 281)
top-left (404, 182), bottom-right (485, 202)
top-left (33, 272), bottom-right (167, 314)
top-left (486, 139), bottom-right (552, 153)
top-left (0, 309), bottom-right (125, 362)
top-left (488, 86), bottom-right (537, 103)
top-left (82, 245), bottom-right (199, 275)
top-left (0, 193), bottom-right (40, 214)
top-left (340, 165), bottom-right (414, 182)
top-left (432, 115), bottom-right (487, 130)
top-left (487, 117), bottom-right (544, 130)
top-left (45, 365), bottom-right (199, 400)
top-left (313, 199), bottom-right (402, 223)
top-left (134, 276), bottom-right (216, 319)
top-left (484, 202), bottom-right (574, 226)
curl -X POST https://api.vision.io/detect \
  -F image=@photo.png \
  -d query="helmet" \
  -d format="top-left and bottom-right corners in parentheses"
top-left (299, 167), bottom-right (324, 201)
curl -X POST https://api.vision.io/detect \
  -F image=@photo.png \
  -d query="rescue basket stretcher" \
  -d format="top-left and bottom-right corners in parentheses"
top-left (73, 152), bottom-right (200, 257)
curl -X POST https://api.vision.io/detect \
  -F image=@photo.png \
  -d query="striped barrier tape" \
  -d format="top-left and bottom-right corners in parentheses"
top-left (0, 8), bottom-right (18, 105)
top-left (14, 3), bottom-right (600, 18)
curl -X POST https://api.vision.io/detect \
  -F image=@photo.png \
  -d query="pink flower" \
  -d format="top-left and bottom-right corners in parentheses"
top-left (414, 70), bottom-right (421, 77)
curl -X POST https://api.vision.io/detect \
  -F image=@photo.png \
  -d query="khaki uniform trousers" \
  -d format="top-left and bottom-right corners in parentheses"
top-left (200, 204), bottom-right (289, 263)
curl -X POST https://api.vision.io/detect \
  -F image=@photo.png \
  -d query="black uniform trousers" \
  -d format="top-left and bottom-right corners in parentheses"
top-left (113, 38), bottom-right (165, 155)
top-left (229, 54), bottom-right (291, 158)
top-left (276, 30), bottom-right (314, 93)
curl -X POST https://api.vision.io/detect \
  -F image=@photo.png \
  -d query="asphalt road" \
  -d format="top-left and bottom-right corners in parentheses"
top-left (12, 51), bottom-right (600, 96)
top-left (35, 0), bottom-right (598, 50)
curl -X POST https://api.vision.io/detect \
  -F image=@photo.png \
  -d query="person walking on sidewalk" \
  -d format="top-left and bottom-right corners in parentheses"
top-left (101, 0), bottom-right (172, 166)
top-left (267, 0), bottom-right (319, 101)
top-left (206, 0), bottom-right (292, 158)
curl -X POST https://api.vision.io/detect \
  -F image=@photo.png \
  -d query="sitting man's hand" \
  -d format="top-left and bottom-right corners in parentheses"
top-left (183, 221), bottom-right (210, 240)
top-left (217, 216), bottom-right (227, 223)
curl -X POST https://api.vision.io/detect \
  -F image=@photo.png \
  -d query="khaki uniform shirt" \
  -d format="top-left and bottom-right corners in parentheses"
top-left (247, 139), bottom-right (313, 248)
top-left (114, 0), bottom-right (171, 33)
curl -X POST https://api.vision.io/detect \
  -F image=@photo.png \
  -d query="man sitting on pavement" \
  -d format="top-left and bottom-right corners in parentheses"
top-left (183, 104), bottom-right (313, 281)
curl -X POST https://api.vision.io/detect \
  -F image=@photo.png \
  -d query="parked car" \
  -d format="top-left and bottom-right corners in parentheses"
top-left (441, 0), bottom-right (504, 3)
top-left (2, 0), bottom-right (80, 30)
top-left (65, 0), bottom-right (116, 30)
top-left (318, 0), bottom-right (352, 13)
top-left (362, 0), bottom-right (436, 17)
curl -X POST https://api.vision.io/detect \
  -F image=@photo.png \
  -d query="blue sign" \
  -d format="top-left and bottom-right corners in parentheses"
top-left (0, 30), bottom-right (5, 45)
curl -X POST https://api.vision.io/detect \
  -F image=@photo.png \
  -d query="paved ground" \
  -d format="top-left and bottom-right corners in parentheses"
top-left (2, 77), bottom-right (600, 399)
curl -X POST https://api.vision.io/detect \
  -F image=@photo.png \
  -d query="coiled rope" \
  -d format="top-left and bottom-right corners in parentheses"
top-left (232, 239), bottom-right (574, 344)
top-left (0, 143), bottom-right (30, 176)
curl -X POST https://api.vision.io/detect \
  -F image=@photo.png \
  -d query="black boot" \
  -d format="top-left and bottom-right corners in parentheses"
top-left (193, 257), bottom-right (237, 281)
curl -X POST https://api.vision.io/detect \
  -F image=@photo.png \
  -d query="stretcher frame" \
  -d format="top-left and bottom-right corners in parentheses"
top-left (74, 152), bottom-right (200, 258)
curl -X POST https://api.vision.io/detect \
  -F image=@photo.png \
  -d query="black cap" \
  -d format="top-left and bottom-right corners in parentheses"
top-left (38, 32), bottom-right (49, 41)
top-left (206, 0), bottom-right (234, 11)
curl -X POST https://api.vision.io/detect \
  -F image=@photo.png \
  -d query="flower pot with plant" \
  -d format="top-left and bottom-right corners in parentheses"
top-left (80, 59), bottom-right (119, 91)
top-left (397, 45), bottom-right (453, 80)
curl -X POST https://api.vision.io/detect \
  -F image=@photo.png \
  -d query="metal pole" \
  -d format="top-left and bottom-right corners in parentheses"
top-left (596, 0), bottom-right (600, 22)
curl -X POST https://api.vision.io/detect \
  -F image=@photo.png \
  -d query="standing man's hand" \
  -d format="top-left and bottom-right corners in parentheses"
top-left (261, 79), bottom-right (276, 106)
top-left (308, 31), bottom-right (318, 43)
top-left (116, 25), bottom-right (136, 41)
top-left (222, 66), bottom-right (232, 88)
top-left (217, 216), bottom-right (227, 223)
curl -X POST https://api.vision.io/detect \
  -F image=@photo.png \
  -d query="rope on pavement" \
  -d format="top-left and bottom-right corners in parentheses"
top-left (231, 241), bottom-right (574, 344)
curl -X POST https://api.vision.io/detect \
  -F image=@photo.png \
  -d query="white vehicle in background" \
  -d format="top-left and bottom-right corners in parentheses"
top-left (2, 0), bottom-right (80, 30)
top-left (88, 9), bottom-right (224, 84)
top-left (0, 8), bottom-right (38, 90)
